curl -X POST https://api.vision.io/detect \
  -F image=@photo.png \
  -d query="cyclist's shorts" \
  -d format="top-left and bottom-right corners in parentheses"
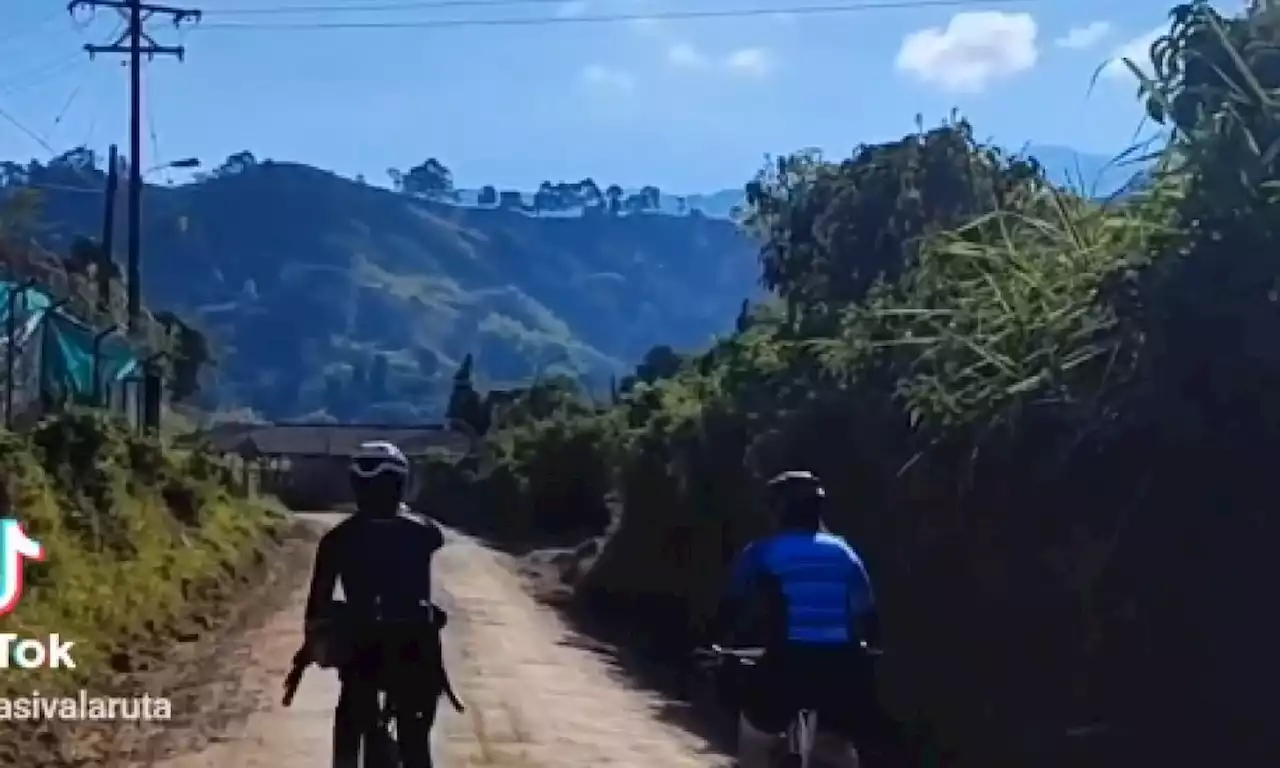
top-left (738, 643), bottom-right (876, 739)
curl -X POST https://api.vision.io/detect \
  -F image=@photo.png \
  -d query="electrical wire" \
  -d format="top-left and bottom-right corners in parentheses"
top-left (0, 104), bottom-right (58, 156)
top-left (197, 0), bottom-right (1031, 31)
top-left (213, 0), bottom-right (621, 13)
top-left (0, 55), bottom-right (84, 97)
top-left (146, 82), bottom-right (167, 183)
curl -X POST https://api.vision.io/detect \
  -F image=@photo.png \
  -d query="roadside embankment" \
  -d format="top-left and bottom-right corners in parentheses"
top-left (0, 411), bottom-right (299, 767)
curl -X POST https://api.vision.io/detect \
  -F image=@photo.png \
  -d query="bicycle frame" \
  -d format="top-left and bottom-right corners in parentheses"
top-left (363, 691), bottom-right (401, 768)
top-left (695, 646), bottom-right (821, 768)
top-left (783, 708), bottom-right (819, 767)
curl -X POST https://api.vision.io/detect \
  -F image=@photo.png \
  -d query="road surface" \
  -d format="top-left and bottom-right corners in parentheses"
top-left (150, 513), bottom-right (729, 767)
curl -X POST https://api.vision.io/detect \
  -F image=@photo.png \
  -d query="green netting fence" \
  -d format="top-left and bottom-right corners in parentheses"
top-left (2, 279), bottom-right (142, 429)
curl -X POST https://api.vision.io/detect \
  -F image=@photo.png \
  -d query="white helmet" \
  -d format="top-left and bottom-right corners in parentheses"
top-left (349, 440), bottom-right (409, 479)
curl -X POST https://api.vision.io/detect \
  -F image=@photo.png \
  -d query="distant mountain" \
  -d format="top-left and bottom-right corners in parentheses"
top-left (10, 155), bottom-right (760, 422)
top-left (4, 141), bottom-right (1148, 422)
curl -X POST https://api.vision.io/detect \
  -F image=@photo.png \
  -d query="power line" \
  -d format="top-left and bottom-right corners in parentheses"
top-left (0, 104), bottom-right (58, 156)
top-left (0, 55), bottom-right (84, 96)
top-left (212, 0), bottom-right (609, 13)
top-left (146, 81), bottom-right (166, 182)
top-left (197, 0), bottom-right (1031, 30)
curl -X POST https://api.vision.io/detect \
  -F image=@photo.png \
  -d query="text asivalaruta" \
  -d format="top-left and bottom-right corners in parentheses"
top-left (0, 691), bottom-right (172, 721)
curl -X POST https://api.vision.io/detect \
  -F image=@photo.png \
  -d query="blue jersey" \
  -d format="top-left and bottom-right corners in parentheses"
top-left (725, 531), bottom-right (875, 644)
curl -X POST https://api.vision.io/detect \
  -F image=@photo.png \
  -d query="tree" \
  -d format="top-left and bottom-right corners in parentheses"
top-left (579, 178), bottom-right (603, 208)
top-left (553, 182), bottom-right (582, 209)
top-left (49, 146), bottom-right (98, 173)
top-left (605, 184), bottom-right (623, 214)
top-left (64, 236), bottom-right (98, 276)
top-left (445, 353), bottom-right (489, 435)
top-left (478, 185), bottom-right (498, 206)
top-left (215, 151), bottom-right (257, 177)
top-left (154, 310), bottom-right (212, 402)
top-left (676, 196), bottom-right (688, 215)
top-left (387, 168), bottom-right (405, 191)
top-left (744, 123), bottom-right (1043, 321)
top-left (639, 184), bottom-right (661, 211)
top-left (635, 344), bottom-right (683, 384)
top-left (624, 193), bottom-right (648, 214)
top-left (368, 353), bottom-right (390, 398)
top-left (534, 181), bottom-right (556, 215)
top-left (402, 157), bottom-right (454, 200)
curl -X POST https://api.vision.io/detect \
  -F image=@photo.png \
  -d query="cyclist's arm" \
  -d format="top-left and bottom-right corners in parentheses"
top-left (421, 517), bottom-right (445, 597)
top-left (707, 541), bottom-right (764, 641)
top-left (304, 529), bottom-right (339, 625)
top-left (842, 543), bottom-right (881, 647)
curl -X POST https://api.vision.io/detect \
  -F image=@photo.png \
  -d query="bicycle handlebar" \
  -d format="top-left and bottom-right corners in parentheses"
top-left (693, 642), bottom-right (884, 663)
top-left (281, 662), bottom-right (305, 707)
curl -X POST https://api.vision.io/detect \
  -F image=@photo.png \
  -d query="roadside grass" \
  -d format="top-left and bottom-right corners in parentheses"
top-left (0, 410), bottom-right (288, 698)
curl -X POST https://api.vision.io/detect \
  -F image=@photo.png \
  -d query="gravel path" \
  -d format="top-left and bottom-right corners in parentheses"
top-left (150, 514), bottom-right (729, 768)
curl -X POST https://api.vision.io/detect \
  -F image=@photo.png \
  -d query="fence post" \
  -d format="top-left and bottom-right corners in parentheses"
top-left (91, 325), bottom-right (121, 407)
top-left (4, 279), bottom-right (36, 429)
top-left (140, 351), bottom-right (167, 434)
top-left (36, 297), bottom-right (72, 418)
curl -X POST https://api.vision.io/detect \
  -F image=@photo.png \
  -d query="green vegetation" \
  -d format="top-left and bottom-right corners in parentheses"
top-left (0, 411), bottom-right (286, 764)
top-left (451, 3), bottom-right (1280, 764)
top-left (5, 153), bottom-right (758, 421)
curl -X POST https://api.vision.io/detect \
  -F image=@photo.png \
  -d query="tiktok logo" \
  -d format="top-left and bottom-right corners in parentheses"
top-left (0, 518), bottom-right (45, 617)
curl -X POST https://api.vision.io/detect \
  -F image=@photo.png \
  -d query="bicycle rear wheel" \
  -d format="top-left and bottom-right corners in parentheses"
top-left (363, 694), bottom-right (401, 768)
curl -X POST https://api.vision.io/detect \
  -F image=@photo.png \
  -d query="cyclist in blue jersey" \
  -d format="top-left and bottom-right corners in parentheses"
top-left (710, 470), bottom-right (881, 768)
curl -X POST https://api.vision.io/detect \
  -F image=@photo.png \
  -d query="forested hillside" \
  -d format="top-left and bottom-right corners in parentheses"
top-left (436, 3), bottom-right (1280, 766)
top-left (2, 153), bottom-right (758, 421)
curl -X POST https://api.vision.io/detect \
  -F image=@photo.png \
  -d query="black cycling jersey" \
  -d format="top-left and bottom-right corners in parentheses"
top-left (305, 506), bottom-right (446, 625)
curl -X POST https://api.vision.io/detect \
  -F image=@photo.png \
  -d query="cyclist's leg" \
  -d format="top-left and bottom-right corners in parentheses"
top-left (738, 650), bottom-right (790, 768)
top-left (812, 647), bottom-right (872, 768)
top-left (395, 702), bottom-right (437, 768)
top-left (334, 669), bottom-right (379, 768)
top-left (391, 641), bottom-right (443, 768)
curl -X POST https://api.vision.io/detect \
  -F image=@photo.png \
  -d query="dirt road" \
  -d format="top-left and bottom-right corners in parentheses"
top-left (151, 514), bottom-right (729, 767)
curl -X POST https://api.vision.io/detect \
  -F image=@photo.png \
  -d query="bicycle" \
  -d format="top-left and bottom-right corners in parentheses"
top-left (281, 602), bottom-right (465, 768)
top-left (283, 658), bottom-right (418, 767)
top-left (694, 643), bottom-right (882, 768)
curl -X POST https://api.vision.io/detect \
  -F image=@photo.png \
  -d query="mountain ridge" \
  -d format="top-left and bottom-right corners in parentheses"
top-left (0, 141), bottom-right (1143, 422)
top-left (4, 152), bottom-right (760, 422)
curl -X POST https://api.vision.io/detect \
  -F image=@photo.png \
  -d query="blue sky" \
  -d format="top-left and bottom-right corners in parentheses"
top-left (0, 0), bottom-right (1187, 192)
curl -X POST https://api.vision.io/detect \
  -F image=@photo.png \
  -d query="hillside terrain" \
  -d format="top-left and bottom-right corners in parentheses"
top-left (6, 156), bottom-right (758, 420)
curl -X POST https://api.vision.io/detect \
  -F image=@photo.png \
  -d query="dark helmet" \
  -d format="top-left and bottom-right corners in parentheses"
top-left (766, 470), bottom-right (826, 527)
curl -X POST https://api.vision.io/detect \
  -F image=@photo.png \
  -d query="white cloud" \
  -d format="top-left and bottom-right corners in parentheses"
top-left (724, 47), bottom-right (774, 78)
top-left (895, 11), bottom-right (1038, 93)
top-left (667, 42), bottom-right (708, 69)
top-left (1055, 21), bottom-right (1111, 50)
top-left (581, 64), bottom-right (635, 91)
top-left (1101, 25), bottom-right (1164, 81)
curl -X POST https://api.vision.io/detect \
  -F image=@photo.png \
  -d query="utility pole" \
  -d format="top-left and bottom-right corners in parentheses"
top-left (68, 0), bottom-right (201, 335)
top-left (98, 144), bottom-right (118, 316)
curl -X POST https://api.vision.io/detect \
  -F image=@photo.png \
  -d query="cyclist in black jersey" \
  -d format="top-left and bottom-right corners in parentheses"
top-left (293, 441), bottom-right (448, 768)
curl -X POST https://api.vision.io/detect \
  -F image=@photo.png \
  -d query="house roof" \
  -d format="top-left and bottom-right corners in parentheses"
top-left (199, 422), bottom-right (472, 458)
